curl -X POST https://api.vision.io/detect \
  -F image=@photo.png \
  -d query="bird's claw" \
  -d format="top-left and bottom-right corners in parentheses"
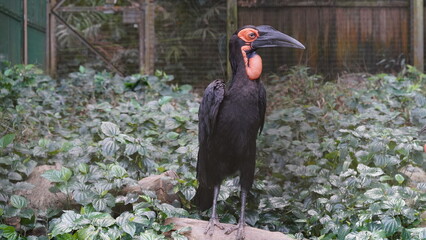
top-left (225, 222), bottom-right (246, 240)
top-left (204, 217), bottom-right (224, 236)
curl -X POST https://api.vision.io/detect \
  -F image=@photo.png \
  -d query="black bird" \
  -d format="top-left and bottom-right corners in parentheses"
top-left (194, 25), bottom-right (305, 239)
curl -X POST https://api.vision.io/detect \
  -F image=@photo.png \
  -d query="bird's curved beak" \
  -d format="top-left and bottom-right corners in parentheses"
top-left (252, 25), bottom-right (305, 50)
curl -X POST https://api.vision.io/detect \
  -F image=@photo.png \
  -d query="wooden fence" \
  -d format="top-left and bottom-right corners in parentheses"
top-left (233, 0), bottom-right (424, 78)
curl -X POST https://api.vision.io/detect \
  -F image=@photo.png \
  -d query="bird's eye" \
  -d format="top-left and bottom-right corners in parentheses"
top-left (248, 32), bottom-right (256, 39)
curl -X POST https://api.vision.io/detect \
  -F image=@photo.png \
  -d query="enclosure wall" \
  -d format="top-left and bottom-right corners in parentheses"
top-left (0, 0), bottom-right (46, 68)
top-left (238, 1), bottom-right (411, 78)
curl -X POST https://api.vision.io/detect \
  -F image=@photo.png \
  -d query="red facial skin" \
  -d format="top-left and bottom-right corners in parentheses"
top-left (238, 28), bottom-right (262, 80)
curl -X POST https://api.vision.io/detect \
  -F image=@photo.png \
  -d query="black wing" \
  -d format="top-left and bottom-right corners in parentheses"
top-left (258, 83), bottom-right (267, 134)
top-left (196, 79), bottom-right (225, 189)
top-left (198, 79), bottom-right (226, 144)
top-left (195, 80), bottom-right (225, 210)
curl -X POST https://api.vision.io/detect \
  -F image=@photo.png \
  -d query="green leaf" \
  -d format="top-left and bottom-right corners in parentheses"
top-left (125, 143), bottom-right (139, 155)
top-left (166, 132), bottom-right (179, 140)
top-left (78, 163), bottom-right (89, 174)
top-left (138, 230), bottom-right (165, 240)
top-left (176, 226), bottom-right (191, 234)
top-left (8, 172), bottom-right (22, 181)
top-left (357, 164), bottom-right (384, 177)
top-left (90, 213), bottom-right (115, 227)
top-left (100, 138), bottom-right (119, 156)
top-left (245, 210), bottom-right (259, 226)
top-left (93, 198), bottom-right (108, 212)
top-left (395, 174), bottom-right (405, 184)
top-left (175, 146), bottom-right (187, 154)
top-left (106, 227), bottom-right (122, 240)
top-left (401, 228), bottom-right (411, 240)
top-left (19, 159), bottom-right (37, 176)
top-left (79, 65), bottom-right (86, 73)
top-left (0, 134), bottom-right (15, 148)
top-left (171, 231), bottom-right (188, 240)
top-left (0, 224), bottom-right (18, 240)
top-left (61, 167), bottom-right (73, 182)
top-left (4, 68), bottom-right (13, 76)
top-left (41, 167), bottom-right (72, 183)
top-left (77, 225), bottom-right (97, 240)
top-left (156, 203), bottom-right (189, 218)
top-left (159, 96), bottom-right (173, 105)
top-left (380, 175), bottom-right (393, 182)
top-left (382, 217), bottom-right (400, 236)
top-left (109, 165), bottom-right (127, 178)
top-left (159, 224), bottom-right (174, 233)
top-left (337, 224), bottom-right (350, 240)
top-left (54, 233), bottom-right (77, 240)
top-left (116, 213), bottom-right (136, 237)
top-left (101, 122), bottom-right (120, 137)
top-left (51, 211), bottom-right (80, 236)
top-left (180, 187), bottom-right (196, 201)
top-left (10, 195), bottom-right (27, 209)
top-left (364, 188), bottom-right (384, 200)
top-left (19, 208), bottom-right (34, 219)
top-left (179, 84), bottom-right (192, 93)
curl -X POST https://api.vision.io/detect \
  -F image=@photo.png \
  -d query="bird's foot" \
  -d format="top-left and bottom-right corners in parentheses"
top-left (204, 217), bottom-right (224, 236)
top-left (225, 222), bottom-right (246, 240)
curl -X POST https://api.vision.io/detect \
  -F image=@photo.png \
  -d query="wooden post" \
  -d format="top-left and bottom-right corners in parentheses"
top-left (144, 0), bottom-right (155, 75)
top-left (23, 0), bottom-right (28, 64)
top-left (227, 0), bottom-right (237, 81)
top-left (138, 0), bottom-right (145, 74)
top-left (46, 0), bottom-right (50, 72)
top-left (411, 0), bottom-right (424, 72)
top-left (47, 0), bottom-right (58, 77)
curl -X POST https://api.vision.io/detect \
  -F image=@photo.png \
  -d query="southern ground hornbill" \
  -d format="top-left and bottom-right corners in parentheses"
top-left (194, 25), bottom-right (305, 239)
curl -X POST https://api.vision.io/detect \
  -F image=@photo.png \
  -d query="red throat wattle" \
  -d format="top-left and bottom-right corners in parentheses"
top-left (241, 45), bottom-right (263, 80)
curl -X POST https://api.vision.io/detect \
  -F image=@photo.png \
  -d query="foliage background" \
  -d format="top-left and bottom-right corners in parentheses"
top-left (1, 61), bottom-right (426, 239)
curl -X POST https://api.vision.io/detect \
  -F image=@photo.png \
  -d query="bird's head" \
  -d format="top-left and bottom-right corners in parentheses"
top-left (230, 25), bottom-right (305, 80)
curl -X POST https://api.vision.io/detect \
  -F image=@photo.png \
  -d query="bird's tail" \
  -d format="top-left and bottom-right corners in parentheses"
top-left (193, 185), bottom-right (214, 211)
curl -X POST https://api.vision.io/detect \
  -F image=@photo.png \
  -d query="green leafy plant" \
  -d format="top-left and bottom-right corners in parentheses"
top-left (0, 63), bottom-right (43, 104)
top-left (1, 63), bottom-right (426, 240)
top-left (49, 194), bottom-right (189, 239)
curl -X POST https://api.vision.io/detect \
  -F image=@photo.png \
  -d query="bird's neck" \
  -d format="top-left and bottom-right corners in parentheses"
top-left (230, 47), bottom-right (263, 87)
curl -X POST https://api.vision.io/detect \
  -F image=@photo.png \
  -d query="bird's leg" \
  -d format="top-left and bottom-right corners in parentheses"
top-left (204, 185), bottom-right (224, 236)
top-left (225, 189), bottom-right (247, 240)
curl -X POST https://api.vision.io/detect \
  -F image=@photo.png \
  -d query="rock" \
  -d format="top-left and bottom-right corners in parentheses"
top-left (400, 165), bottom-right (426, 191)
top-left (420, 211), bottom-right (426, 228)
top-left (4, 216), bottom-right (20, 231)
top-left (15, 164), bottom-right (68, 210)
top-left (16, 166), bottom-right (179, 210)
top-left (400, 165), bottom-right (426, 227)
top-left (337, 73), bottom-right (370, 90)
top-left (165, 217), bottom-right (295, 240)
top-left (121, 170), bottom-right (179, 204)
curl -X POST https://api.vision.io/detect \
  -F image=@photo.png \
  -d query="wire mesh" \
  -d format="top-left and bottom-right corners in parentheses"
top-left (54, 0), bottom-right (227, 85)
top-left (55, 1), bottom-right (140, 76)
top-left (238, 2), bottom-right (410, 78)
top-left (53, 0), bottom-right (412, 83)
top-left (154, 0), bottom-right (227, 85)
